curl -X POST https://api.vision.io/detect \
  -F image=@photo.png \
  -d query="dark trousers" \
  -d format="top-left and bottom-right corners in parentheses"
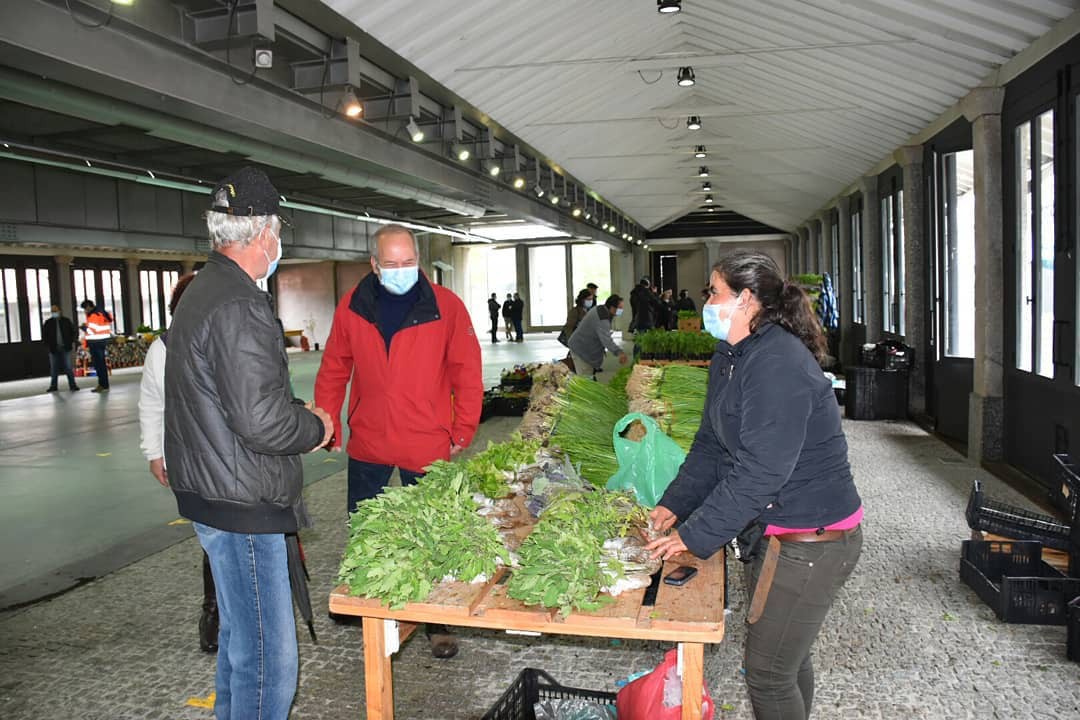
top-left (743, 526), bottom-right (862, 720)
top-left (512, 318), bottom-right (523, 341)
top-left (489, 315), bottom-right (499, 342)
top-left (87, 340), bottom-right (110, 388)
top-left (48, 350), bottom-right (77, 390)
top-left (347, 458), bottom-right (424, 517)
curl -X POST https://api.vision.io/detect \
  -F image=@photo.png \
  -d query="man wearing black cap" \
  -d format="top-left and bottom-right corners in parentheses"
top-left (164, 167), bottom-right (334, 720)
top-left (629, 276), bottom-right (660, 333)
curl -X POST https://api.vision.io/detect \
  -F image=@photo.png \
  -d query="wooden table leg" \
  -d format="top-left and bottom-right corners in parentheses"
top-left (680, 642), bottom-right (705, 720)
top-left (363, 616), bottom-right (394, 720)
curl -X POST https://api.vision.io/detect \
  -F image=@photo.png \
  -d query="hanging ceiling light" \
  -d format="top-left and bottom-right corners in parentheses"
top-left (622, 233), bottom-right (629, 240)
top-left (451, 142), bottom-right (471, 161)
top-left (702, 181), bottom-right (712, 192)
top-left (584, 211), bottom-right (592, 220)
top-left (637, 239), bottom-right (643, 246)
top-left (694, 145), bottom-right (707, 158)
top-left (706, 207), bottom-right (716, 213)
top-left (406, 116), bottom-right (424, 142)
top-left (484, 159), bottom-right (501, 176)
top-left (512, 175), bottom-right (526, 189)
top-left (657, 0), bottom-right (681, 13)
top-left (676, 67), bottom-right (696, 87)
top-left (698, 166), bottom-right (709, 177)
top-left (533, 184), bottom-right (545, 198)
top-left (643, 243), bottom-right (649, 249)
top-left (572, 207), bottom-right (582, 218)
top-left (704, 195), bottom-right (714, 204)
top-left (686, 115), bottom-right (702, 130)
top-left (341, 86), bottom-right (363, 118)
top-left (550, 193), bottom-right (560, 205)
top-left (628, 235), bottom-right (634, 242)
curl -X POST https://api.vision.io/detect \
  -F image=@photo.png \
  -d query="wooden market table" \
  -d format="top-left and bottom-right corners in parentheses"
top-left (329, 549), bottom-right (725, 720)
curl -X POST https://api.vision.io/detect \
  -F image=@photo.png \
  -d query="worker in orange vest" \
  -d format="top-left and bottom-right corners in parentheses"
top-left (80, 299), bottom-right (113, 393)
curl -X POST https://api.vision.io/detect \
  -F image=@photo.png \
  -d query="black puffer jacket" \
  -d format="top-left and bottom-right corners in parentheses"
top-left (658, 322), bottom-right (861, 559)
top-left (164, 252), bottom-right (324, 534)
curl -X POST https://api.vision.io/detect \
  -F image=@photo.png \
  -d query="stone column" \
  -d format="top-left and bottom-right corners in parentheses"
top-left (895, 145), bottom-right (928, 417)
top-left (125, 257), bottom-right (141, 332)
top-left (180, 260), bottom-right (195, 276)
top-left (859, 175), bottom-right (882, 342)
top-left (836, 197), bottom-right (855, 366)
top-left (809, 220), bottom-right (821, 274)
top-left (55, 255), bottom-right (73, 316)
top-left (962, 86), bottom-right (1006, 462)
top-left (817, 211), bottom-right (832, 277)
top-left (795, 226), bottom-right (808, 274)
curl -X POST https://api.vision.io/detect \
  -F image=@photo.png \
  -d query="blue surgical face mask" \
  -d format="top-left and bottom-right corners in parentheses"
top-left (614, 307), bottom-right (624, 317)
top-left (262, 233), bottom-right (282, 279)
top-left (702, 297), bottom-right (740, 341)
top-left (379, 265), bottom-right (419, 295)
top-left (51, 311), bottom-right (60, 318)
top-left (584, 299), bottom-right (594, 309)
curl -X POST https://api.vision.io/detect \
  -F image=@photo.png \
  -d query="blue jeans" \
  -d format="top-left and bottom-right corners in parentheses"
top-left (194, 523), bottom-right (297, 720)
top-left (48, 350), bottom-right (77, 390)
top-left (347, 458), bottom-right (423, 516)
top-left (87, 340), bottom-right (109, 388)
top-left (512, 318), bottom-right (523, 340)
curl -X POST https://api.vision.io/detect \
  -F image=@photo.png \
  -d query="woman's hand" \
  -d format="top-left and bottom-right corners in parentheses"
top-left (646, 530), bottom-right (688, 561)
top-left (649, 505), bottom-right (677, 533)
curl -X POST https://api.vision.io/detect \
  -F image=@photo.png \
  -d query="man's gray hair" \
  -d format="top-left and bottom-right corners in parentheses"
top-left (206, 210), bottom-right (279, 251)
top-left (372, 223), bottom-right (419, 258)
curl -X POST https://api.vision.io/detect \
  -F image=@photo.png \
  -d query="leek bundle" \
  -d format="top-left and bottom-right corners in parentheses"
top-left (549, 376), bottom-right (628, 487)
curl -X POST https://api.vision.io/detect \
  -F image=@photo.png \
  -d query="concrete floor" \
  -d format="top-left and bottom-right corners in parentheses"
top-left (0, 331), bottom-right (595, 608)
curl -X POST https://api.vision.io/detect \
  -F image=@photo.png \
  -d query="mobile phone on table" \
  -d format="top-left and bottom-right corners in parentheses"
top-left (663, 565), bottom-right (698, 586)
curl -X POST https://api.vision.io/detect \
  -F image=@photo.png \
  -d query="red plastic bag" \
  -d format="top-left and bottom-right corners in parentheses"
top-left (615, 648), bottom-right (714, 720)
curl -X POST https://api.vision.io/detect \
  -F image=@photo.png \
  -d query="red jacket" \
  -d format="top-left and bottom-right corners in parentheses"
top-left (315, 272), bottom-right (482, 473)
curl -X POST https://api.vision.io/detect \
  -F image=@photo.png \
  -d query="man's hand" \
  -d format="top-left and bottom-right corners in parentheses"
top-left (307, 404), bottom-right (334, 451)
top-left (450, 443), bottom-right (465, 457)
top-left (618, 352), bottom-right (629, 365)
top-left (649, 505), bottom-right (677, 533)
top-left (149, 457), bottom-right (168, 487)
top-left (646, 529), bottom-right (688, 561)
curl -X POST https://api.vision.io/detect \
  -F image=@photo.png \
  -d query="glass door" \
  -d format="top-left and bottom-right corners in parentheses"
top-left (0, 256), bottom-right (56, 381)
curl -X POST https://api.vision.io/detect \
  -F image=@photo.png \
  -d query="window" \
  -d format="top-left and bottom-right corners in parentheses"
top-left (101, 269), bottom-right (124, 335)
top-left (571, 244), bottom-right (611, 303)
top-left (851, 200), bottom-right (864, 324)
top-left (940, 150), bottom-right (976, 358)
top-left (162, 270), bottom-right (179, 326)
top-left (528, 245), bottom-right (568, 327)
top-left (140, 270), bottom-right (160, 331)
top-left (1, 267), bottom-right (20, 344)
top-left (24, 268), bottom-right (52, 342)
top-left (830, 212), bottom-right (840, 289)
top-left (881, 183), bottom-right (905, 335)
top-left (72, 268), bottom-right (97, 316)
top-left (1014, 110), bottom-right (1056, 377)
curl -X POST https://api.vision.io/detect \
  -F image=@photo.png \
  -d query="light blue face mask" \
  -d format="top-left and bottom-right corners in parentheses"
top-left (379, 265), bottom-right (419, 295)
top-left (614, 307), bottom-right (624, 317)
top-left (702, 298), bottom-right (739, 340)
top-left (584, 299), bottom-right (594, 309)
top-left (262, 234), bottom-right (282, 279)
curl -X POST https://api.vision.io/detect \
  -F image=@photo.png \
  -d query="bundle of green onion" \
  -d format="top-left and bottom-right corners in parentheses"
top-left (658, 365), bottom-right (709, 451)
top-left (549, 376), bottom-right (628, 487)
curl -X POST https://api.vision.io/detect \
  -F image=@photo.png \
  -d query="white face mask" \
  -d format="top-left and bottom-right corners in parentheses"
top-left (584, 299), bottom-right (594, 309)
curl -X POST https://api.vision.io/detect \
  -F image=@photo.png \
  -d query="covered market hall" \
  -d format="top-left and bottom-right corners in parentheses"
top-left (1, 1), bottom-right (1079, 719)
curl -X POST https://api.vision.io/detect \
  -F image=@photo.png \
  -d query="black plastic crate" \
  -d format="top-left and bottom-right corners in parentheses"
top-left (965, 479), bottom-right (1071, 551)
top-left (1068, 597), bottom-right (1080, 662)
top-left (959, 540), bottom-right (1080, 624)
top-left (1051, 454), bottom-right (1080, 521)
top-left (845, 367), bottom-right (908, 420)
top-left (482, 669), bottom-right (616, 720)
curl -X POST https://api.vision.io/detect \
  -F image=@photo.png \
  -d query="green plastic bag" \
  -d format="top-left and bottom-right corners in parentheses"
top-left (606, 412), bottom-right (687, 508)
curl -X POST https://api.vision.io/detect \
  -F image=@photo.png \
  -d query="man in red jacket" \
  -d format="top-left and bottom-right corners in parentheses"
top-left (315, 223), bottom-right (482, 657)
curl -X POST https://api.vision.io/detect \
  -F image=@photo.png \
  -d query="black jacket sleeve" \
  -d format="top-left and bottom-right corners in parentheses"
top-left (205, 297), bottom-right (324, 456)
top-left (677, 351), bottom-right (814, 559)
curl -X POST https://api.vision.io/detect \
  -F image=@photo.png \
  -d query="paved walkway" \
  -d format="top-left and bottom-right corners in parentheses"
top-left (1, 410), bottom-right (1078, 718)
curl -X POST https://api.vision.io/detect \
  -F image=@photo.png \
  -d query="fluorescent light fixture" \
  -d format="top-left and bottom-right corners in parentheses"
top-left (705, 195), bottom-right (714, 203)
top-left (513, 175), bottom-right (526, 189)
top-left (698, 166), bottom-right (709, 177)
top-left (467, 222), bottom-right (571, 242)
top-left (706, 207), bottom-right (716, 212)
top-left (406, 116), bottom-right (424, 142)
top-left (111, 0), bottom-right (135, 5)
top-left (677, 67), bottom-right (696, 87)
top-left (702, 181), bottom-right (712, 192)
top-left (686, 115), bottom-right (702, 130)
top-left (694, 145), bottom-right (707, 158)
top-left (451, 142), bottom-right (471, 161)
top-left (342, 86), bottom-right (363, 118)
top-left (657, 0), bottom-right (681, 13)
top-left (572, 207), bottom-right (582, 217)
top-left (484, 159), bottom-right (501, 176)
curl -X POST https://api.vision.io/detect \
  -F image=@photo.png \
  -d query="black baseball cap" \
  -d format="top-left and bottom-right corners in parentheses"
top-left (208, 167), bottom-right (281, 217)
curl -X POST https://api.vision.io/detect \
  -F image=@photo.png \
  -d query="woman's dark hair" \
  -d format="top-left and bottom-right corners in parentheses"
top-left (169, 273), bottom-right (197, 316)
top-left (711, 251), bottom-right (826, 361)
top-left (604, 294), bottom-right (623, 310)
top-left (575, 288), bottom-right (592, 306)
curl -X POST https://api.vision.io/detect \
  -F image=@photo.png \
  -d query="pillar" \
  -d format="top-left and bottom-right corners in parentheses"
top-left (963, 86), bottom-right (1006, 462)
top-left (895, 145), bottom-right (928, 417)
top-left (180, 260), bottom-right (195, 276)
top-left (859, 175), bottom-right (882, 342)
top-left (836, 197), bottom-right (855, 367)
top-left (125, 257), bottom-right (141, 332)
top-left (55, 255), bottom-right (73, 316)
top-left (817, 211), bottom-right (832, 278)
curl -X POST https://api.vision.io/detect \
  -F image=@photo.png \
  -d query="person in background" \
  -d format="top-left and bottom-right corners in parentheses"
top-left (629, 276), bottom-right (659, 333)
top-left (487, 293), bottom-right (501, 344)
top-left (510, 291), bottom-right (525, 342)
top-left (567, 295), bottom-right (629, 378)
top-left (315, 223), bottom-right (483, 659)
top-left (659, 288), bottom-right (677, 330)
top-left (646, 251), bottom-right (862, 720)
top-left (675, 289), bottom-right (697, 313)
top-left (502, 292), bottom-right (514, 341)
top-left (137, 274), bottom-right (220, 653)
top-left (80, 299), bottom-right (113, 393)
top-left (165, 167), bottom-right (334, 720)
top-left (558, 289), bottom-right (594, 371)
top-left (586, 282), bottom-right (600, 301)
top-left (43, 305), bottom-right (79, 393)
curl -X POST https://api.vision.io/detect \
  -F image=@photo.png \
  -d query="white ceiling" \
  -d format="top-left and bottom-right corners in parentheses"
top-left (322, 0), bottom-right (1076, 232)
